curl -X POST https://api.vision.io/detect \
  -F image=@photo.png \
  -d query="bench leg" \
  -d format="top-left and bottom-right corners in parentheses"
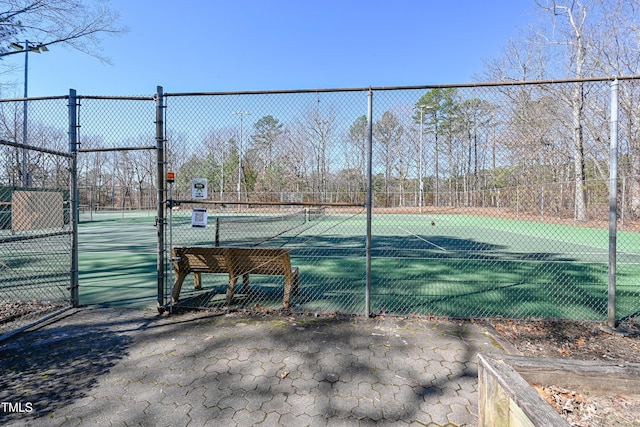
top-left (283, 270), bottom-right (293, 309)
top-left (282, 267), bottom-right (300, 308)
top-left (292, 267), bottom-right (300, 296)
top-left (241, 273), bottom-right (250, 293)
top-left (283, 278), bottom-right (291, 308)
top-left (171, 271), bottom-right (188, 303)
top-left (194, 272), bottom-right (202, 290)
top-left (226, 276), bottom-right (238, 306)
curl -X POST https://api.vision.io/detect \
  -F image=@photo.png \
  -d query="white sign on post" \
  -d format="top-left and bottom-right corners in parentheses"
top-left (192, 178), bottom-right (208, 199)
top-left (192, 208), bottom-right (207, 228)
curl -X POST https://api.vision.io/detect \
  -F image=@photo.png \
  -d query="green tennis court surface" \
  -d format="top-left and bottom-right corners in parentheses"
top-left (78, 212), bottom-right (158, 308)
top-left (77, 211), bottom-right (640, 320)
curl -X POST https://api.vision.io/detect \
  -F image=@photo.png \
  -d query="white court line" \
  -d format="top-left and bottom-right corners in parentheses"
top-left (397, 226), bottom-right (446, 251)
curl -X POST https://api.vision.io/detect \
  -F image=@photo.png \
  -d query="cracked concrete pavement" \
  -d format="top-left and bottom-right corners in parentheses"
top-left (0, 308), bottom-right (509, 426)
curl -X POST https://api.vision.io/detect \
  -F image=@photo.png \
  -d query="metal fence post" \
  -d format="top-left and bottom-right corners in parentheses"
top-left (608, 78), bottom-right (619, 328)
top-left (68, 88), bottom-right (79, 307)
top-left (156, 86), bottom-right (166, 312)
top-left (366, 88), bottom-right (373, 316)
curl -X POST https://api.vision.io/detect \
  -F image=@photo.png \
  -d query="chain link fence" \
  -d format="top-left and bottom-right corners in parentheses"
top-left (163, 80), bottom-right (640, 322)
top-left (1, 79), bottom-right (639, 330)
top-left (0, 96), bottom-right (75, 339)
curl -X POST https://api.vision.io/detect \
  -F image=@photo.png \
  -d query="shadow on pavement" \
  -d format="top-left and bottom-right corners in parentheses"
top-left (0, 308), bottom-right (500, 426)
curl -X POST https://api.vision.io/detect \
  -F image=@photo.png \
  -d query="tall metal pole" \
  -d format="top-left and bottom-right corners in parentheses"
top-left (156, 86), bottom-right (166, 312)
top-left (238, 115), bottom-right (243, 202)
top-left (433, 109), bottom-right (439, 207)
top-left (365, 89), bottom-right (373, 316)
top-left (419, 109), bottom-right (423, 213)
top-left (608, 79), bottom-right (619, 328)
top-left (11, 39), bottom-right (48, 187)
top-left (68, 89), bottom-right (79, 307)
top-left (415, 106), bottom-right (426, 213)
top-left (21, 39), bottom-right (29, 187)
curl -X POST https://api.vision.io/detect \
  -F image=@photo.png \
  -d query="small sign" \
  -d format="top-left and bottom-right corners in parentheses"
top-left (192, 208), bottom-right (207, 228)
top-left (192, 178), bottom-right (208, 199)
top-left (166, 172), bottom-right (175, 183)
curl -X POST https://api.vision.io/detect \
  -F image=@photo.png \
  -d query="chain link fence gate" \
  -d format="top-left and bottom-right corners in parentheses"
top-left (0, 95), bottom-right (77, 340)
top-left (72, 91), bottom-right (161, 309)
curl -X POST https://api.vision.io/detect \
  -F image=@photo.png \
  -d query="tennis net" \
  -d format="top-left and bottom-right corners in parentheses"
top-left (307, 206), bottom-right (327, 222)
top-left (214, 209), bottom-right (307, 246)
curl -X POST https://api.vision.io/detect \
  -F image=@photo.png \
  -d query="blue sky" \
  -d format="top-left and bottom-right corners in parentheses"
top-left (3, 1), bottom-right (536, 97)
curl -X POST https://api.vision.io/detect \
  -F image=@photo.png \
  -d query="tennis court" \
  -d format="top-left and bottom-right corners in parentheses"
top-left (76, 209), bottom-right (640, 321)
top-left (78, 211), bottom-right (158, 307)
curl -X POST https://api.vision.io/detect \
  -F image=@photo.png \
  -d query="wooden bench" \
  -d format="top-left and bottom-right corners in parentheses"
top-left (170, 246), bottom-right (299, 308)
top-left (170, 247), bottom-right (235, 303)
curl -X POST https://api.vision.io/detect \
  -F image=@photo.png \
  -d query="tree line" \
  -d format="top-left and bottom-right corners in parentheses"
top-left (1, 77), bottom-right (637, 223)
top-left (1, 1), bottom-right (640, 222)
top-left (162, 79), bottom-right (636, 223)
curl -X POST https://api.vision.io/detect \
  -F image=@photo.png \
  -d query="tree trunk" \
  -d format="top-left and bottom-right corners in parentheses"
top-left (630, 154), bottom-right (640, 219)
top-left (572, 83), bottom-right (588, 222)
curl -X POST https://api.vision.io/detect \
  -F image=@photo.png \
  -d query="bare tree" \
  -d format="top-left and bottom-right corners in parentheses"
top-left (250, 115), bottom-right (283, 171)
top-left (164, 129), bottom-right (191, 199)
top-left (481, 21), bottom-right (554, 85)
top-left (281, 125), bottom-right (307, 194)
top-left (534, 0), bottom-right (598, 221)
top-left (457, 98), bottom-right (495, 206)
top-left (589, 0), bottom-right (640, 218)
top-left (374, 111), bottom-right (404, 207)
top-left (128, 138), bottom-right (154, 209)
top-left (484, 1), bottom-right (621, 221)
top-left (201, 128), bottom-right (235, 200)
top-left (0, 100), bottom-right (21, 184)
top-left (0, 0), bottom-right (125, 63)
top-left (30, 123), bottom-right (68, 188)
top-left (415, 88), bottom-right (458, 207)
top-left (296, 108), bottom-right (335, 202)
top-left (346, 115), bottom-right (368, 192)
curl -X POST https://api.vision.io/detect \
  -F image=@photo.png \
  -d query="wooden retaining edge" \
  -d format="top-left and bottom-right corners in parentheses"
top-left (478, 353), bottom-right (640, 427)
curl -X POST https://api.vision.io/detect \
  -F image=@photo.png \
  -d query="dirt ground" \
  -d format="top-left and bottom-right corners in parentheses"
top-left (0, 301), bottom-right (62, 329)
top-left (486, 319), bottom-right (640, 363)
top-left (486, 319), bottom-right (640, 426)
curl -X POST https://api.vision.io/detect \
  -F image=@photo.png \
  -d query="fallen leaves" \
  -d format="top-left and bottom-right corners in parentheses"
top-left (489, 319), bottom-right (640, 363)
top-left (489, 319), bottom-right (640, 424)
top-left (533, 384), bottom-right (640, 426)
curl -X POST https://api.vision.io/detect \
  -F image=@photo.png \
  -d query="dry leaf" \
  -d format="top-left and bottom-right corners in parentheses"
top-left (532, 384), bottom-right (546, 395)
top-left (280, 371), bottom-right (289, 379)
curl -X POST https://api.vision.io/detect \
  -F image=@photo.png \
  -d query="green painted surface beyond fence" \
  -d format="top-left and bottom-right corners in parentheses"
top-left (76, 211), bottom-right (640, 321)
top-left (78, 212), bottom-right (158, 308)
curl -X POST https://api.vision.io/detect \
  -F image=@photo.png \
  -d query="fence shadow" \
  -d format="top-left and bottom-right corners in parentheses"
top-left (0, 308), bottom-right (501, 425)
top-left (0, 310), bottom-right (159, 424)
top-left (213, 233), bottom-right (610, 320)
